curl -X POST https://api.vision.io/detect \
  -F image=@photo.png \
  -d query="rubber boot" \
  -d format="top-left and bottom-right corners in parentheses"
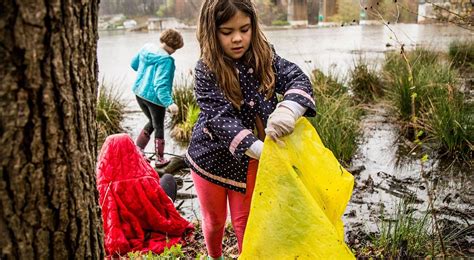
top-left (155, 138), bottom-right (170, 168)
top-left (136, 129), bottom-right (151, 161)
top-left (136, 129), bottom-right (151, 150)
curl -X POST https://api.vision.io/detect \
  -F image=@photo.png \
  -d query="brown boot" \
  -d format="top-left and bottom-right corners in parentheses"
top-left (155, 138), bottom-right (170, 168)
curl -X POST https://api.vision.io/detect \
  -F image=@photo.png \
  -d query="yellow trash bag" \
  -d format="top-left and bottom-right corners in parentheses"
top-left (240, 118), bottom-right (355, 259)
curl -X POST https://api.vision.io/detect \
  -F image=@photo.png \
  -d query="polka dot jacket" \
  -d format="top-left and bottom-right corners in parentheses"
top-left (185, 53), bottom-right (316, 193)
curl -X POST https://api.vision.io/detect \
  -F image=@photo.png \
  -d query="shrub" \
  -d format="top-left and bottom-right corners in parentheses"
top-left (349, 56), bottom-right (384, 103)
top-left (96, 80), bottom-right (127, 146)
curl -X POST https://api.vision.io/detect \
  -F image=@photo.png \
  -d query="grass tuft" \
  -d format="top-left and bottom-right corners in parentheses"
top-left (349, 56), bottom-right (384, 103)
top-left (448, 39), bottom-right (474, 69)
top-left (309, 69), bottom-right (362, 165)
top-left (369, 199), bottom-right (433, 258)
top-left (96, 80), bottom-right (127, 147)
top-left (171, 103), bottom-right (200, 143)
top-left (382, 47), bottom-right (472, 159)
top-left (170, 75), bottom-right (199, 143)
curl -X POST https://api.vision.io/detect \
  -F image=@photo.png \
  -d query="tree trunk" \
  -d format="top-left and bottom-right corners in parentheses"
top-left (0, 0), bottom-right (104, 259)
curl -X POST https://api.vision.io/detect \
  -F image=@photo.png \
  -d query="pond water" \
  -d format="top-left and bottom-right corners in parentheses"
top-left (98, 24), bottom-right (473, 249)
top-left (98, 23), bottom-right (472, 152)
top-left (98, 23), bottom-right (472, 101)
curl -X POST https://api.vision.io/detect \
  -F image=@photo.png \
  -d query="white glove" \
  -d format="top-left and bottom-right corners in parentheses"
top-left (265, 105), bottom-right (298, 142)
top-left (167, 103), bottom-right (179, 116)
top-left (245, 140), bottom-right (263, 160)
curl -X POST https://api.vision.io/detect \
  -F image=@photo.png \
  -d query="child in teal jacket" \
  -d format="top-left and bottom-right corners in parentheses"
top-left (131, 29), bottom-right (184, 167)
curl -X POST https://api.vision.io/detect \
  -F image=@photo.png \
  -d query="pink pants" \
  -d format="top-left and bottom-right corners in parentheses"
top-left (191, 160), bottom-right (258, 258)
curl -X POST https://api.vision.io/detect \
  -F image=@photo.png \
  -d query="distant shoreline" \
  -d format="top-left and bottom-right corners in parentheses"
top-left (98, 21), bottom-right (458, 34)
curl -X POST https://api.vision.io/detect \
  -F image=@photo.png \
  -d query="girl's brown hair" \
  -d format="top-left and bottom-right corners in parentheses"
top-left (197, 0), bottom-right (275, 108)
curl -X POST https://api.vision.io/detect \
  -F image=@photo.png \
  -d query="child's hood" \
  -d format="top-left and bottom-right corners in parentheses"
top-left (139, 43), bottom-right (171, 65)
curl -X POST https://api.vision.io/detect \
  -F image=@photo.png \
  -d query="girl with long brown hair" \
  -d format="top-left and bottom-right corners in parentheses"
top-left (186, 0), bottom-right (316, 258)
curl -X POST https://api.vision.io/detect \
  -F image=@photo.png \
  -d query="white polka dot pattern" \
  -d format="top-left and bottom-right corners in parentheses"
top-left (185, 53), bottom-right (316, 193)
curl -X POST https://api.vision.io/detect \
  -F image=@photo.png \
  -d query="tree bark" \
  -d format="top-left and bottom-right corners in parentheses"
top-left (0, 0), bottom-right (104, 259)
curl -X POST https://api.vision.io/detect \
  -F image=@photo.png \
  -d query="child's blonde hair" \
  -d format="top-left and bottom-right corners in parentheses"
top-left (160, 29), bottom-right (184, 50)
top-left (197, 0), bottom-right (275, 109)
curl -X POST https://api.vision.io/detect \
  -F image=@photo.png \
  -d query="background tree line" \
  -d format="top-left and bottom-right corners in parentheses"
top-left (99, 0), bottom-right (472, 27)
top-left (99, 0), bottom-right (203, 24)
top-left (100, 0), bottom-right (164, 15)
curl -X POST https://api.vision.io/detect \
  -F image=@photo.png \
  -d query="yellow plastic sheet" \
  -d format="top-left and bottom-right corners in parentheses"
top-left (240, 118), bottom-right (355, 259)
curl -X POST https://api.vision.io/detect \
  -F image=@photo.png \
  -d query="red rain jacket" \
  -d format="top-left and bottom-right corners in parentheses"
top-left (96, 133), bottom-right (193, 256)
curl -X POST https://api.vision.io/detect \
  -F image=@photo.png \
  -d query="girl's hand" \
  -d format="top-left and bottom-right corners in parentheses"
top-left (167, 103), bottom-right (179, 116)
top-left (265, 105), bottom-right (297, 141)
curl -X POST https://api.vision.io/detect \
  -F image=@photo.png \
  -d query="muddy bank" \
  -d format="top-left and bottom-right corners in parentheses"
top-left (344, 103), bottom-right (473, 255)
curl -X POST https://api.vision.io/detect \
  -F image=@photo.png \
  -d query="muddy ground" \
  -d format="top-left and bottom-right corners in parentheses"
top-left (344, 103), bottom-right (473, 256)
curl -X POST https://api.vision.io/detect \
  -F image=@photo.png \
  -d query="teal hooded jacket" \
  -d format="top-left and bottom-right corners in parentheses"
top-left (131, 43), bottom-right (175, 107)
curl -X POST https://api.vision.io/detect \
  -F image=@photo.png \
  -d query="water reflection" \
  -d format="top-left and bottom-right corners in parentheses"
top-left (98, 24), bottom-right (472, 105)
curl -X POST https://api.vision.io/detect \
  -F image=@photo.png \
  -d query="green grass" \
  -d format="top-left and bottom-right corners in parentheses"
top-left (309, 69), bottom-right (361, 165)
top-left (422, 91), bottom-right (473, 157)
top-left (170, 75), bottom-right (199, 143)
top-left (370, 199), bottom-right (433, 258)
top-left (382, 48), bottom-right (472, 159)
top-left (412, 62), bottom-right (457, 120)
top-left (171, 76), bottom-right (196, 126)
top-left (349, 56), bottom-right (384, 103)
top-left (96, 80), bottom-right (127, 146)
top-left (171, 103), bottom-right (200, 143)
top-left (311, 68), bottom-right (348, 97)
top-left (128, 244), bottom-right (184, 259)
top-left (383, 48), bottom-right (440, 83)
top-left (308, 95), bottom-right (361, 165)
top-left (448, 39), bottom-right (474, 69)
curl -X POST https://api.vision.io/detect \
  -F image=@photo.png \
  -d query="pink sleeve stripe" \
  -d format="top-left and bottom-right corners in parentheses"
top-left (284, 89), bottom-right (315, 105)
top-left (229, 129), bottom-right (252, 155)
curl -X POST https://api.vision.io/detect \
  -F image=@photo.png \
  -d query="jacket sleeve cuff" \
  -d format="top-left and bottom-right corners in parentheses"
top-left (245, 140), bottom-right (264, 160)
top-left (278, 100), bottom-right (307, 119)
top-left (229, 130), bottom-right (259, 160)
top-left (283, 89), bottom-right (316, 117)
